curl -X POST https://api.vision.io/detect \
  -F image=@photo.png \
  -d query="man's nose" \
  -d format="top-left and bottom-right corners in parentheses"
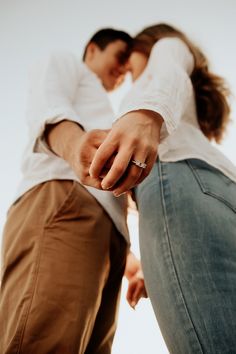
top-left (125, 61), bottom-right (131, 72)
top-left (118, 62), bottom-right (130, 75)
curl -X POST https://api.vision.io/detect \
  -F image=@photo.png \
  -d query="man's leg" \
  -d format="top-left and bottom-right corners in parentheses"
top-left (85, 226), bottom-right (127, 354)
top-left (0, 180), bottom-right (118, 354)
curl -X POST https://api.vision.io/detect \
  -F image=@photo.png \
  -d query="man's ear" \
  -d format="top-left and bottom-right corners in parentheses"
top-left (86, 42), bottom-right (99, 61)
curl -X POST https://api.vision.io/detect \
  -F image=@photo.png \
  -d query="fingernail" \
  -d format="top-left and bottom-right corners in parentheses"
top-left (89, 170), bottom-right (94, 177)
top-left (131, 301), bottom-right (136, 309)
top-left (101, 183), bottom-right (111, 190)
top-left (113, 191), bottom-right (126, 197)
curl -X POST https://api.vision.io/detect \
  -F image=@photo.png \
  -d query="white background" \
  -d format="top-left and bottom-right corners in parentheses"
top-left (1, 1), bottom-right (236, 353)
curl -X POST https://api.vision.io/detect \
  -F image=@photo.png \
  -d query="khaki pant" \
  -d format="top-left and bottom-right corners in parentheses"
top-left (0, 180), bottom-right (127, 354)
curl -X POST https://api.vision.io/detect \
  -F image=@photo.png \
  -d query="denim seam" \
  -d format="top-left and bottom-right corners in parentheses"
top-left (158, 161), bottom-right (204, 354)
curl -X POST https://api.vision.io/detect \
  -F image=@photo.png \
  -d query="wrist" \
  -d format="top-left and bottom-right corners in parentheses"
top-left (138, 109), bottom-right (163, 127)
top-left (45, 120), bottom-right (84, 162)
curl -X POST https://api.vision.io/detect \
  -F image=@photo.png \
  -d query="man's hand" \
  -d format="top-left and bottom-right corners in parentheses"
top-left (89, 110), bottom-right (163, 196)
top-left (45, 120), bottom-right (109, 188)
top-left (125, 251), bottom-right (148, 309)
top-left (68, 129), bottom-right (111, 189)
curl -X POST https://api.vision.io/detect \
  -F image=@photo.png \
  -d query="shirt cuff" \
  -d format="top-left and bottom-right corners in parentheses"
top-left (115, 103), bottom-right (177, 136)
top-left (31, 108), bottom-right (82, 154)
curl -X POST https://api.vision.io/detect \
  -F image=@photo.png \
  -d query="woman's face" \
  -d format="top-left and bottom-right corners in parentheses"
top-left (128, 51), bottom-right (148, 81)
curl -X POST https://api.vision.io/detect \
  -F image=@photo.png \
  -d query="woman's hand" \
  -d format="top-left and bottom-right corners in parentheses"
top-left (89, 110), bottom-right (163, 196)
top-left (125, 251), bottom-right (148, 309)
top-left (126, 270), bottom-right (147, 309)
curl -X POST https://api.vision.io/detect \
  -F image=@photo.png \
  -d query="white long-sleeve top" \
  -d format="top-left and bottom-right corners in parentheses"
top-left (117, 37), bottom-right (236, 183)
top-left (15, 52), bottom-right (129, 242)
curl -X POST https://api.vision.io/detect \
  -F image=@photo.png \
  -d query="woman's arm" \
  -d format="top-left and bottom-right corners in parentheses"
top-left (88, 38), bottom-right (194, 195)
top-left (125, 251), bottom-right (148, 309)
top-left (89, 109), bottom-right (163, 195)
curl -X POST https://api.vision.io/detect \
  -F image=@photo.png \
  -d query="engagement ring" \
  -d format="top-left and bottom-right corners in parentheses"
top-left (131, 159), bottom-right (147, 169)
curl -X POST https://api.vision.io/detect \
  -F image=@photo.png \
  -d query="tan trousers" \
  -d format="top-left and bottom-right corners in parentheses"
top-left (0, 180), bottom-right (127, 354)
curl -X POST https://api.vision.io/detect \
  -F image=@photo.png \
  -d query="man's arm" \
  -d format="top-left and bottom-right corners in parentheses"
top-left (45, 120), bottom-right (84, 161)
top-left (27, 52), bottom-right (82, 144)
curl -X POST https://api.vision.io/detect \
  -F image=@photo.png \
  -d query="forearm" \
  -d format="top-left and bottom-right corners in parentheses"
top-left (45, 120), bottom-right (84, 162)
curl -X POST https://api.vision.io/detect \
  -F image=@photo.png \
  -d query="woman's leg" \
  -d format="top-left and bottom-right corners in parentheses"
top-left (136, 159), bottom-right (236, 354)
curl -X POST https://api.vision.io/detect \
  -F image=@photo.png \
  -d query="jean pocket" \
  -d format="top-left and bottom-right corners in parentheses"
top-left (187, 159), bottom-right (236, 213)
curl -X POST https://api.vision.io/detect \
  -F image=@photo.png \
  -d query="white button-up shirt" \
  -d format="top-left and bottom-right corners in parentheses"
top-left (117, 37), bottom-right (236, 183)
top-left (15, 52), bottom-right (129, 242)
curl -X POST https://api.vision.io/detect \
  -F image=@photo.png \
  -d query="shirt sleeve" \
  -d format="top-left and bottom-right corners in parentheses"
top-left (116, 37), bottom-right (195, 135)
top-left (26, 51), bottom-right (83, 151)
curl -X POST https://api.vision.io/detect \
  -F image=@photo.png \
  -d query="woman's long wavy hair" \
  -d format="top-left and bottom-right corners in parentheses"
top-left (133, 24), bottom-right (231, 143)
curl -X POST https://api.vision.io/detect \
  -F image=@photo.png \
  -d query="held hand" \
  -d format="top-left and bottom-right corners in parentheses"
top-left (68, 129), bottom-right (110, 189)
top-left (45, 120), bottom-right (110, 188)
top-left (89, 110), bottom-right (163, 196)
top-left (125, 252), bottom-right (148, 309)
top-left (126, 270), bottom-right (148, 309)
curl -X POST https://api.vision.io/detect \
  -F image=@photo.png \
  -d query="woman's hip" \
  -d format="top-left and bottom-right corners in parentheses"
top-left (135, 159), bottom-right (236, 353)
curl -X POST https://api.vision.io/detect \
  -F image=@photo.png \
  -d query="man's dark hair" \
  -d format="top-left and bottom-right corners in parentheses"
top-left (83, 28), bottom-right (133, 61)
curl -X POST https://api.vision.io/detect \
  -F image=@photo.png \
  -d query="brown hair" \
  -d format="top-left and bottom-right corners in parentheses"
top-left (133, 24), bottom-right (231, 143)
top-left (82, 28), bottom-right (133, 61)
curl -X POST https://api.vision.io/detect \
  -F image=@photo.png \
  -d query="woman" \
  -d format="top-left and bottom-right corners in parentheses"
top-left (87, 24), bottom-right (236, 353)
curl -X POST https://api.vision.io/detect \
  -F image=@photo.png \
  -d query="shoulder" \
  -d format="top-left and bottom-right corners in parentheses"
top-left (47, 50), bottom-right (83, 71)
top-left (28, 50), bottom-right (86, 90)
top-left (31, 50), bottom-right (84, 75)
top-left (150, 37), bottom-right (191, 56)
top-left (148, 37), bottom-right (194, 74)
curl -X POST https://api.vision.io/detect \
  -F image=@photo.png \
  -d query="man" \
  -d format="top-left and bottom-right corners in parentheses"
top-left (0, 28), bottom-right (146, 354)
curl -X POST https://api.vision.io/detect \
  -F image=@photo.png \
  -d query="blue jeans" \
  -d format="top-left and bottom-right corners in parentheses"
top-left (136, 159), bottom-right (236, 354)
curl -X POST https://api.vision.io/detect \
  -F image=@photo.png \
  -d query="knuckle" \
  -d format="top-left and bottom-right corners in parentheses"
top-left (80, 170), bottom-right (89, 182)
top-left (139, 142), bottom-right (149, 152)
top-left (106, 141), bottom-right (117, 151)
top-left (149, 146), bottom-right (157, 156)
top-left (114, 164), bottom-right (125, 175)
top-left (132, 137), bottom-right (139, 146)
top-left (80, 175), bottom-right (86, 184)
top-left (90, 129), bottom-right (100, 135)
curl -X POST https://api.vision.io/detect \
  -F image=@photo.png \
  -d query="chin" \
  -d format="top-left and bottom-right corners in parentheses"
top-left (104, 82), bottom-right (115, 92)
top-left (105, 86), bottom-right (113, 92)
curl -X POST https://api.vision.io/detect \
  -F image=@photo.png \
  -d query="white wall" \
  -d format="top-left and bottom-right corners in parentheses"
top-left (1, 1), bottom-right (236, 353)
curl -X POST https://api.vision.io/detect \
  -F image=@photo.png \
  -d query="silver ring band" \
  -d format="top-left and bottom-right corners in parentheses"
top-left (131, 159), bottom-right (147, 169)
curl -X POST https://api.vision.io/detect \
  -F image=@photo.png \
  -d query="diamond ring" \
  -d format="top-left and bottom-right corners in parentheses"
top-left (131, 159), bottom-right (147, 169)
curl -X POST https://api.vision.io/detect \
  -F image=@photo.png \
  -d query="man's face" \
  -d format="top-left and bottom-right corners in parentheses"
top-left (86, 40), bottom-right (129, 91)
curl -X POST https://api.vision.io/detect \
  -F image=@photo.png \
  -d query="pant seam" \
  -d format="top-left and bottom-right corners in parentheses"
top-left (158, 160), bottom-right (204, 354)
top-left (16, 226), bottom-right (47, 353)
